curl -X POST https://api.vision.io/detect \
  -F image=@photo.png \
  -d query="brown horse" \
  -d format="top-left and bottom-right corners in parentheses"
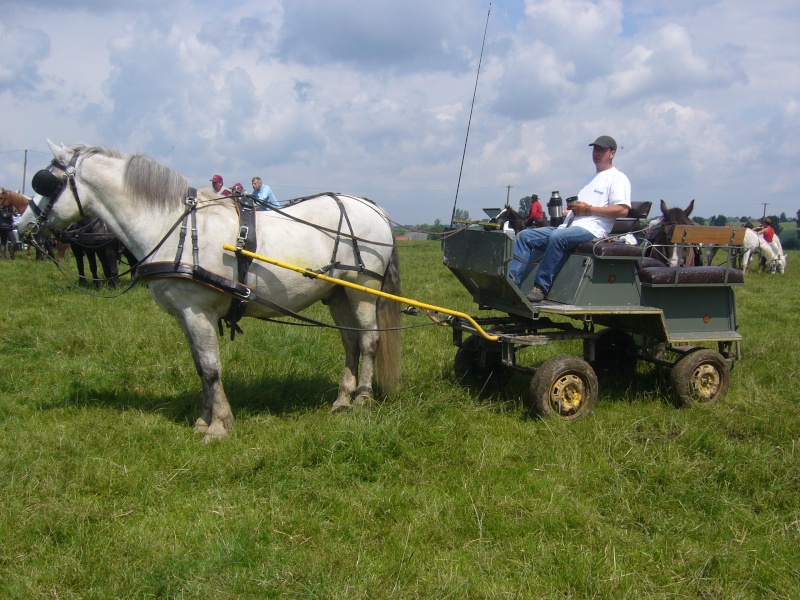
top-left (643, 200), bottom-right (701, 267)
top-left (1, 187), bottom-right (69, 260)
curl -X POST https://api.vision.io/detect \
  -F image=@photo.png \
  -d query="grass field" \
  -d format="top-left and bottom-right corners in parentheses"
top-left (1, 244), bottom-right (799, 599)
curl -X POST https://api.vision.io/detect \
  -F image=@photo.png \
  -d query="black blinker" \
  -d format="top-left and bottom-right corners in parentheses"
top-left (31, 169), bottom-right (63, 197)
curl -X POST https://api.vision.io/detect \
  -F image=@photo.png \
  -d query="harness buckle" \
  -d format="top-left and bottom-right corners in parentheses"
top-left (184, 195), bottom-right (197, 208)
top-left (236, 225), bottom-right (249, 250)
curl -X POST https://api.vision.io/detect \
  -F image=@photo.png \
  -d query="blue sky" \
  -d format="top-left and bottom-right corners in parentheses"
top-left (1, 0), bottom-right (799, 224)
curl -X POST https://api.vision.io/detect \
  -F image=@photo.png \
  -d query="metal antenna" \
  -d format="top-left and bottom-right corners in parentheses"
top-left (450, 3), bottom-right (492, 225)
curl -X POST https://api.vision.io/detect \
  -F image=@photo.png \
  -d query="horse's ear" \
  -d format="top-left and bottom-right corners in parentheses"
top-left (47, 139), bottom-right (71, 166)
top-left (685, 199), bottom-right (694, 217)
top-left (660, 199), bottom-right (668, 215)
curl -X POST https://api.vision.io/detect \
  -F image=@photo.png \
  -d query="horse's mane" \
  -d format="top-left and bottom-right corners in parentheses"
top-left (65, 144), bottom-right (188, 211)
top-left (124, 152), bottom-right (190, 211)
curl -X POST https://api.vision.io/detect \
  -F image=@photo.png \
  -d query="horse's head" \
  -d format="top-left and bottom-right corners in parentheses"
top-left (17, 140), bottom-right (99, 239)
top-left (646, 200), bottom-right (699, 266)
top-left (660, 199), bottom-right (694, 225)
top-left (495, 205), bottom-right (525, 233)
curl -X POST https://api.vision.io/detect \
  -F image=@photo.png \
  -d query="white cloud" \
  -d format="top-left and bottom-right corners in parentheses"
top-left (0, 0), bottom-right (799, 224)
top-left (607, 23), bottom-right (746, 102)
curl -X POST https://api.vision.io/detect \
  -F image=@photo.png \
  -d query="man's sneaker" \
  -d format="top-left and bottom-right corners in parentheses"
top-left (526, 285), bottom-right (546, 303)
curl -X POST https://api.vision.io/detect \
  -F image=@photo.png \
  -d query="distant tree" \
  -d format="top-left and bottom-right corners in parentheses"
top-left (518, 196), bottom-right (533, 216)
top-left (796, 208), bottom-right (800, 222)
top-left (780, 212), bottom-right (787, 222)
top-left (693, 216), bottom-right (707, 225)
top-left (710, 215), bottom-right (728, 227)
top-left (425, 218), bottom-right (446, 240)
top-left (453, 208), bottom-right (470, 222)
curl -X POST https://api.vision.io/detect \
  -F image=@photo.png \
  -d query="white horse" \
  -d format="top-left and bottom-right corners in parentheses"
top-left (704, 228), bottom-right (775, 274)
top-left (18, 141), bottom-right (401, 441)
top-left (765, 235), bottom-right (786, 274)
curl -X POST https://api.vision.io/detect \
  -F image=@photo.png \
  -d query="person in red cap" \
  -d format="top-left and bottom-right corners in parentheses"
top-left (210, 174), bottom-right (231, 196)
top-left (231, 183), bottom-right (244, 194)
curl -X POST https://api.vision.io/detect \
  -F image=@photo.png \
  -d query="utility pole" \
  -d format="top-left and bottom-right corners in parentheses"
top-left (761, 202), bottom-right (768, 222)
top-left (506, 184), bottom-right (512, 207)
top-left (22, 149), bottom-right (28, 195)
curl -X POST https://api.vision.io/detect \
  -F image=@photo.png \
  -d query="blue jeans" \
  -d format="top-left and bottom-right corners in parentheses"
top-left (509, 226), bottom-right (595, 292)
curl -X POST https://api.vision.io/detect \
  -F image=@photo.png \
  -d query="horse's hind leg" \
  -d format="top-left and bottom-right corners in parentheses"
top-left (327, 286), bottom-right (382, 411)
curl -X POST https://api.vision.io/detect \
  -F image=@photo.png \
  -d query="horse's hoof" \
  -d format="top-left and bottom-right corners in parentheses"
top-left (331, 400), bottom-right (352, 414)
top-left (194, 418), bottom-right (210, 434)
top-left (353, 394), bottom-right (376, 408)
top-left (202, 422), bottom-right (229, 442)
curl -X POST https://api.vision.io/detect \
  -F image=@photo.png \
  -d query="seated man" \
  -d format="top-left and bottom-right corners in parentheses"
top-left (509, 136), bottom-right (631, 302)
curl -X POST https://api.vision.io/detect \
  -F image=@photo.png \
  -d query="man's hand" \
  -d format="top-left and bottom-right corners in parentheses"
top-left (568, 201), bottom-right (593, 216)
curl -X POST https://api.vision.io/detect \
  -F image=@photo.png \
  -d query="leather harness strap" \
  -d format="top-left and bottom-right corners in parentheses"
top-left (137, 191), bottom-right (386, 340)
top-left (223, 192), bottom-right (258, 338)
top-left (315, 194), bottom-right (385, 281)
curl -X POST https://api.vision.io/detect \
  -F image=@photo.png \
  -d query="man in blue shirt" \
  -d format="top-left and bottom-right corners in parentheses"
top-left (251, 176), bottom-right (279, 211)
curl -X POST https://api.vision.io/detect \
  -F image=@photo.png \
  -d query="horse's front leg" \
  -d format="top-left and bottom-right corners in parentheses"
top-left (178, 311), bottom-right (233, 441)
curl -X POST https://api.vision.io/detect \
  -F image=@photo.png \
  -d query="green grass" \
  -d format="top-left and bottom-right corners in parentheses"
top-left (1, 246), bottom-right (799, 598)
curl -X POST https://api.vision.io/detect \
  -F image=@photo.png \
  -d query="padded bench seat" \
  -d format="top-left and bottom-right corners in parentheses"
top-left (638, 266), bottom-right (744, 285)
top-left (573, 240), bottom-right (643, 257)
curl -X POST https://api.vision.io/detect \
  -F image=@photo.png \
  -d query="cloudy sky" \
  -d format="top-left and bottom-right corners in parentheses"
top-left (1, 0), bottom-right (798, 225)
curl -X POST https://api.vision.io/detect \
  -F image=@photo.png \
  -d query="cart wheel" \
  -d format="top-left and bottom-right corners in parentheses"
top-left (590, 328), bottom-right (638, 378)
top-left (454, 335), bottom-right (511, 387)
top-left (528, 356), bottom-right (598, 420)
top-left (670, 349), bottom-right (730, 407)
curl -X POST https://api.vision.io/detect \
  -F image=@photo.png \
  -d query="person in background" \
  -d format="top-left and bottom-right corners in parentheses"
top-left (509, 135), bottom-right (631, 303)
top-left (251, 176), bottom-right (279, 211)
top-left (0, 203), bottom-right (17, 260)
top-left (231, 182), bottom-right (244, 194)
top-left (524, 193), bottom-right (546, 228)
top-left (754, 217), bottom-right (775, 243)
top-left (211, 174), bottom-right (231, 197)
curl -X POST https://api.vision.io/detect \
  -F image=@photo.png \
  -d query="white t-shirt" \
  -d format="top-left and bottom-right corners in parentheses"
top-left (572, 167), bottom-right (631, 238)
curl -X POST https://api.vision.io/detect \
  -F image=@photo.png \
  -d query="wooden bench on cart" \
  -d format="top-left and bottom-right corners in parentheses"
top-left (638, 225), bottom-right (746, 286)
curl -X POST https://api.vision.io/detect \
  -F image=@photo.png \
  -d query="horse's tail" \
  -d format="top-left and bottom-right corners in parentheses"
top-left (376, 243), bottom-right (401, 393)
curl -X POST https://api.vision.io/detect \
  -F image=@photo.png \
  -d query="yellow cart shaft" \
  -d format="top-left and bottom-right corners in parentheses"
top-left (222, 243), bottom-right (498, 341)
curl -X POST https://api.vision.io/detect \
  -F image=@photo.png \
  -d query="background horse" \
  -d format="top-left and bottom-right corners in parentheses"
top-left (1, 187), bottom-right (69, 260)
top-left (60, 217), bottom-right (133, 288)
top-left (18, 141), bottom-right (401, 441)
top-left (494, 205), bottom-right (527, 233)
top-left (763, 234), bottom-right (786, 274)
top-left (704, 227), bottom-right (775, 274)
top-left (644, 199), bottom-right (701, 267)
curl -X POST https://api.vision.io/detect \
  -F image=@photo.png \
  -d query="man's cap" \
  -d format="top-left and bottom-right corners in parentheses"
top-left (531, 194), bottom-right (539, 200)
top-left (210, 174), bottom-right (223, 183)
top-left (232, 183), bottom-right (244, 191)
top-left (589, 135), bottom-right (617, 151)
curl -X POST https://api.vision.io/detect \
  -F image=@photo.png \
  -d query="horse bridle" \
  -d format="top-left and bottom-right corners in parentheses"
top-left (26, 151), bottom-right (86, 235)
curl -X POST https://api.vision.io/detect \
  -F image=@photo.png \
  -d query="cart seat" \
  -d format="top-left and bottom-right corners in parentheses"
top-left (573, 240), bottom-right (642, 257)
top-left (573, 201), bottom-right (652, 257)
top-left (638, 265), bottom-right (744, 285)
